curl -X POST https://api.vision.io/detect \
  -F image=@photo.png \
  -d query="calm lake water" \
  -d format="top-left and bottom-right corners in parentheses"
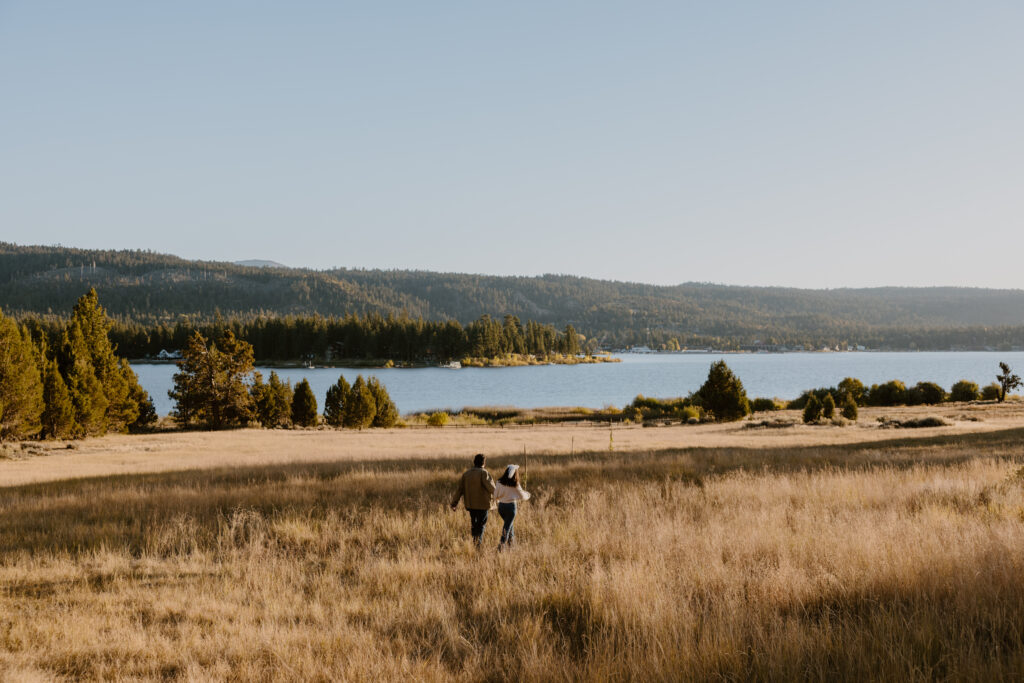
top-left (134, 351), bottom-right (1024, 417)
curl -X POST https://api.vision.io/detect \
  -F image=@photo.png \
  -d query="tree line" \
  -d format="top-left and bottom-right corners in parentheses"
top-left (22, 313), bottom-right (585, 363)
top-left (169, 328), bottom-right (400, 430)
top-left (0, 289), bottom-right (155, 441)
top-left (7, 242), bottom-right (1024, 353)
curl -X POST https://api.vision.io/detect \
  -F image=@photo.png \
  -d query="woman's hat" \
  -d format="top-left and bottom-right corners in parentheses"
top-left (504, 464), bottom-right (519, 476)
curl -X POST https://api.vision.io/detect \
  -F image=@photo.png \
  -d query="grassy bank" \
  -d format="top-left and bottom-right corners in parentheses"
top-left (2, 430), bottom-right (1024, 679)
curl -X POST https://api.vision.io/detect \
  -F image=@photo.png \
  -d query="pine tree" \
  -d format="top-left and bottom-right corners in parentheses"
top-left (59, 321), bottom-right (109, 436)
top-left (0, 314), bottom-right (44, 440)
top-left (841, 394), bottom-right (858, 421)
top-left (40, 355), bottom-right (76, 439)
top-left (367, 376), bottom-right (398, 427)
top-left (343, 375), bottom-right (376, 429)
top-left (69, 289), bottom-right (138, 431)
top-left (169, 330), bottom-right (255, 429)
top-left (821, 393), bottom-right (835, 419)
top-left (291, 379), bottom-right (318, 427)
top-left (803, 395), bottom-right (822, 423)
top-left (323, 375), bottom-right (350, 427)
top-left (122, 362), bottom-right (157, 432)
top-left (252, 371), bottom-right (293, 427)
top-left (694, 360), bottom-right (750, 422)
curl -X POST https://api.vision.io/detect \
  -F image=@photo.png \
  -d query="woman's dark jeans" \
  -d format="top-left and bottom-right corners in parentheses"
top-left (498, 502), bottom-right (517, 545)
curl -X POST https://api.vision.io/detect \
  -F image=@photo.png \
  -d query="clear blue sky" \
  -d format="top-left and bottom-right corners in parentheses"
top-left (2, 2), bottom-right (1022, 288)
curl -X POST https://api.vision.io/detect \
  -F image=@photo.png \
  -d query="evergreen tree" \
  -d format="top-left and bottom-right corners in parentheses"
top-left (252, 371), bottom-right (293, 427)
top-left (367, 376), bottom-right (398, 427)
top-left (821, 393), bottom-right (835, 419)
top-left (803, 394), bottom-right (822, 423)
top-left (694, 361), bottom-right (750, 422)
top-left (291, 379), bottom-right (318, 427)
top-left (59, 321), bottom-right (109, 436)
top-left (124, 361), bottom-right (158, 432)
top-left (40, 355), bottom-right (76, 439)
top-left (841, 393), bottom-right (858, 421)
top-left (0, 314), bottom-right (44, 440)
top-left (169, 330), bottom-right (255, 429)
top-left (562, 324), bottom-right (580, 355)
top-left (69, 289), bottom-right (138, 431)
top-left (343, 375), bottom-right (376, 429)
top-left (323, 375), bottom-right (350, 427)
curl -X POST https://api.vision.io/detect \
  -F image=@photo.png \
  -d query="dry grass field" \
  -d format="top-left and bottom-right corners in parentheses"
top-left (2, 404), bottom-right (1024, 680)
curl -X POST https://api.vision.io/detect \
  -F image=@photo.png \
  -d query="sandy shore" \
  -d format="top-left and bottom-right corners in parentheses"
top-left (2, 402), bottom-right (1020, 488)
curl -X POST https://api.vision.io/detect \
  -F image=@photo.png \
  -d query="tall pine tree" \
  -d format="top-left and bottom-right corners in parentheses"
top-left (0, 313), bottom-right (44, 440)
top-left (323, 375), bottom-right (350, 427)
top-left (291, 379), bottom-right (318, 427)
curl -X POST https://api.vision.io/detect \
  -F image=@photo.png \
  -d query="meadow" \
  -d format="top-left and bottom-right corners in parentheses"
top-left (2, 411), bottom-right (1024, 680)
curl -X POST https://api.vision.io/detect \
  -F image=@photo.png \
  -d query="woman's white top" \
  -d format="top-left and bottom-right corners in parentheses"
top-left (494, 482), bottom-right (531, 504)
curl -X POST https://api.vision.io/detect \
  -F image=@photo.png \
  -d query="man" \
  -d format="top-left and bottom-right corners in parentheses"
top-left (450, 453), bottom-right (495, 547)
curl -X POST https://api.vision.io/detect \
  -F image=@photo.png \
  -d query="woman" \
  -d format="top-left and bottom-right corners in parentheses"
top-left (494, 464), bottom-right (531, 549)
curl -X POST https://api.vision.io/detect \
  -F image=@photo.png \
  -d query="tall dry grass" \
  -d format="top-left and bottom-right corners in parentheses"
top-left (2, 430), bottom-right (1024, 680)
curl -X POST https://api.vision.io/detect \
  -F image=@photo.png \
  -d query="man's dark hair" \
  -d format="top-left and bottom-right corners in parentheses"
top-left (473, 453), bottom-right (485, 467)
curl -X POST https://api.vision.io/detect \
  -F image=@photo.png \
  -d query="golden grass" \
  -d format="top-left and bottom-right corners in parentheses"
top-left (3, 425), bottom-right (1024, 679)
top-left (4, 401), bottom-right (1023, 488)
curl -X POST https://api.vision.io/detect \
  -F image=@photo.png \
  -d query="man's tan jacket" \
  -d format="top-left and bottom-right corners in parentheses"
top-left (451, 467), bottom-right (495, 511)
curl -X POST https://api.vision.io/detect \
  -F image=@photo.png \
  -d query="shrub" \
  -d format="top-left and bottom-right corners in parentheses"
top-left (949, 380), bottom-right (980, 403)
top-left (821, 393), bottom-right (835, 419)
top-left (867, 380), bottom-right (907, 407)
top-left (907, 381), bottom-right (946, 406)
top-left (981, 382), bottom-right (1001, 401)
top-left (841, 394), bottom-right (858, 421)
top-left (695, 361), bottom-right (750, 422)
top-left (803, 395), bottom-right (822, 424)
top-left (681, 406), bottom-right (702, 423)
top-left (788, 387), bottom-right (837, 410)
top-left (750, 397), bottom-right (779, 412)
top-left (426, 411), bottom-right (449, 427)
top-left (898, 416), bottom-right (949, 428)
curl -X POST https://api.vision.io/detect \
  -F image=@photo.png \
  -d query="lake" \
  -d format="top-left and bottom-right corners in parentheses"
top-left (133, 351), bottom-right (1024, 416)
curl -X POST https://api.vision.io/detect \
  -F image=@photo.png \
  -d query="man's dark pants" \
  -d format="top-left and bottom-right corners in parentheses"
top-left (467, 509), bottom-right (489, 545)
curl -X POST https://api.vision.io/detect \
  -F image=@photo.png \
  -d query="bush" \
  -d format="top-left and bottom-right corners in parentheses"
top-left (981, 382), bottom-right (1001, 401)
top-left (949, 380), bottom-right (980, 403)
top-left (788, 387), bottom-right (836, 410)
top-left (898, 416), bottom-right (950, 428)
top-left (750, 397), bottom-right (779, 412)
top-left (841, 394), bottom-right (858, 421)
top-left (821, 393), bottom-right (835, 419)
top-left (681, 406), bottom-right (702, 422)
top-left (907, 381), bottom-right (946, 406)
top-left (803, 395), bottom-right (822, 424)
top-left (695, 361), bottom-right (750, 422)
top-left (867, 380), bottom-right (907, 407)
top-left (426, 411), bottom-right (449, 427)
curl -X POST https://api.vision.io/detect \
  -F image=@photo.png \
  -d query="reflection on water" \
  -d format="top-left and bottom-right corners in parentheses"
top-left (133, 351), bottom-right (1024, 416)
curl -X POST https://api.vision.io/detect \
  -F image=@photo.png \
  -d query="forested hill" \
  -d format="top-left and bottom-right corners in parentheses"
top-left (3, 242), bottom-right (1024, 350)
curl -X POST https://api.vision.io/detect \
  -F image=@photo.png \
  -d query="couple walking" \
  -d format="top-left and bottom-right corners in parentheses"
top-left (450, 453), bottom-right (531, 549)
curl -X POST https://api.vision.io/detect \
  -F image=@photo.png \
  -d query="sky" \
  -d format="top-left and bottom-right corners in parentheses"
top-left (2, 2), bottom-right (1023, 288)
